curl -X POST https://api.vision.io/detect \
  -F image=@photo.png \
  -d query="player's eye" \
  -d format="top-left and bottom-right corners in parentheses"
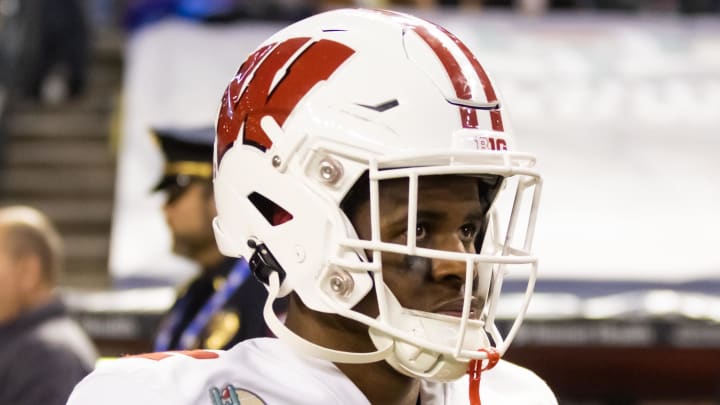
top-left (458, 223), bottom-right (477, 242)
top-left (405, 223), bottom-right (427, 241)
top-left (416, 224), bottom-right (427, 240)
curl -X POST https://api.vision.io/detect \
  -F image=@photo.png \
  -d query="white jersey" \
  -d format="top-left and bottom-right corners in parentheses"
top-left (67, 338), bottom-right (556, 405)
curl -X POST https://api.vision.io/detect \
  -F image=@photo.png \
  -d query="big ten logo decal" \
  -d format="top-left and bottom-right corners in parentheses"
top-left (476, 137), bottom-right (507, 151)
top-left (216, 37), bottom-right (355, 163)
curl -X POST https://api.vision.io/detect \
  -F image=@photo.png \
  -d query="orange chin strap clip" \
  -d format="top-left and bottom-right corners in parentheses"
top-left (467, 348), bottom-right (500, 405)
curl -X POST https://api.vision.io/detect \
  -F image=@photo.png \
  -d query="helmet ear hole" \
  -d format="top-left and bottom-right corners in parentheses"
top-left (248, 192), bottom-right (294, 226)
top-left (340, 171), bottom-right (370, 219)
top-left (474, 175), bottom-right (504, 253)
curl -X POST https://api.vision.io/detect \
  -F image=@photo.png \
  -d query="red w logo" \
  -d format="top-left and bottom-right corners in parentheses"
top-left (216, 37), bottom-right (355, 163)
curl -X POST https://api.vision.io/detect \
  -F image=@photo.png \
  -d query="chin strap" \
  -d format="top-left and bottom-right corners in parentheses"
top-left (263, 271), bottom-right (393, 364)
top-left (467, 348), bottom-right (500, 405)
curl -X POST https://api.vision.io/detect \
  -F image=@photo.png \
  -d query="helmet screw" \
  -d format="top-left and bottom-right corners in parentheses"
top-left (271, 155), bottom-right (282, 168)
top-left (329, 270), bottom-right (354, 297)
top-left (294, 245), bottom-right (305, 263)
top-left (319, 158), bottom-right (343, 184)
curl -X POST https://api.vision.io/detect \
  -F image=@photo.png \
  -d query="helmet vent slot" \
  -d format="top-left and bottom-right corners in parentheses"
top-left (248, 192), bottom-right (294, 226)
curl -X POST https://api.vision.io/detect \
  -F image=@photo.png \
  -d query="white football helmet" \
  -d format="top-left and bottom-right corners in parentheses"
top-left (212, 8), bottom-right (542, 382)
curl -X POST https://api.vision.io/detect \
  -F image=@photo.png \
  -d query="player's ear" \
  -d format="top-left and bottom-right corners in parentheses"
top-left (17, 254), bottom-right (45, 291)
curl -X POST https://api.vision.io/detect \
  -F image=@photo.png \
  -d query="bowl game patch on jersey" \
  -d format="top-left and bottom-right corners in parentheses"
top-left (210, 384), bottom-right (266, 405)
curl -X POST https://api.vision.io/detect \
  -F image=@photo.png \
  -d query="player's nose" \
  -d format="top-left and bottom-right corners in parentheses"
top-left (430, 235), bottom-right (472, 284)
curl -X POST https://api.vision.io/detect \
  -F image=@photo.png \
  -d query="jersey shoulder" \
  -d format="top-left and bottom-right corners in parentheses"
top-left (67, 349), bottom-right (232, 405)
top-left (68, 338), bottom-right (369, 405)
top-left (483, 359), bottom-right (557, 405)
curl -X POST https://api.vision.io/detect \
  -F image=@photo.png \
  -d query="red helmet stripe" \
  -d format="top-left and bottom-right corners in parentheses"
top-left (435, 25), bottom-right (504, 131)
top-left (216, 38), bottom-right (355, 163)
top-left (410, 25), bottom-right (480, 129)
top-left (217, 42), bottom-right (278, 162)
top-left (377, 10), bottom-right (504, 131)
top-left (262, 39), bottom-right (356, 136)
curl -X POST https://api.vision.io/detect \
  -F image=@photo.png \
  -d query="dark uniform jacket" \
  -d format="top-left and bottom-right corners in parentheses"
top-left (154, 258), bottom-right (286, 351)
top-left (0, 298), bottom-right (97, 405)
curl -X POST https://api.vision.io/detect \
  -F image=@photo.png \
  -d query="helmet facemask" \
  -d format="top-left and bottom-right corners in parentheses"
top-left (214, 124), bottom-right (542, 379)
top-left (313, 153), bottom-right (542, 382)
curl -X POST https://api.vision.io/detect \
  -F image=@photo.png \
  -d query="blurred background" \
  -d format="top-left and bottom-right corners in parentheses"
top-left (1, 0), bottom-right (719, 404)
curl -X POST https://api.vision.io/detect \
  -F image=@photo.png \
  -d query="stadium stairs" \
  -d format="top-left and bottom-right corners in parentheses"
top-left (0, 29), bottom-right (123, 290)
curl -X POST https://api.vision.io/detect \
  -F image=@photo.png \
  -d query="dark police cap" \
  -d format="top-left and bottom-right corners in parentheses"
top-left (151, 126), bottom-right (215, 192)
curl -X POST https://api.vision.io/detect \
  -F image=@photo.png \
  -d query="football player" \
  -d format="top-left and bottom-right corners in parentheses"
top-left (68, 9), bottom-right (555, 405)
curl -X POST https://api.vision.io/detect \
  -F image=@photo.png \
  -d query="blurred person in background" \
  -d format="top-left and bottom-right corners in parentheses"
top-left (151, 127), bottom-right (286, 351)
top-left (0, 206), bottom-right (97, 405)
top-left (19, 0), bottom-right (90, 104)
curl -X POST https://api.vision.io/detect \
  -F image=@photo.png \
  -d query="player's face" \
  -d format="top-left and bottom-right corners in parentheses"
top-left (162, 181), bottom-right (216, 261)
top-left (352, 175), bottom-right (489, 319)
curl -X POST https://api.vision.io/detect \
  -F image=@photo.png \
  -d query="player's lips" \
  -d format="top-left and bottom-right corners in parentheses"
top-left (433, 298), bottom-right (481, 319)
